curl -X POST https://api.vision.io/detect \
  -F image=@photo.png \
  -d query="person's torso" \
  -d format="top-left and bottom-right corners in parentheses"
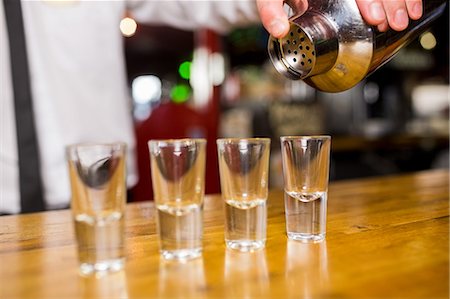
top-left (1, 0), bottom-right (137, 213)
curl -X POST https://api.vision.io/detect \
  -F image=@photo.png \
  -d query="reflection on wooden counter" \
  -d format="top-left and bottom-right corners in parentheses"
top-left (0, 170), bottom-right (448, 298)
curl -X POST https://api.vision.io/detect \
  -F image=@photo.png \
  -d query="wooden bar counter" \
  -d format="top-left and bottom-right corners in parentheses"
top-left (1, 170), bottom-right (448, 298)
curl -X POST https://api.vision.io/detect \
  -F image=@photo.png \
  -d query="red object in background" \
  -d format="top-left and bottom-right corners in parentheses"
top-left (131, 29), bottom-right (222, 202)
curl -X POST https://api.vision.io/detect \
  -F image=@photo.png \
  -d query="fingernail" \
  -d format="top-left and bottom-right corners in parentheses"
top-left (413, 2), bottom-right (422, 17)
top-left (269, 19), bottom-right (288, 38)
top-left (394, 9), bottom-right (408, 29)
top-left (369, 2), bottom-right (385, 22)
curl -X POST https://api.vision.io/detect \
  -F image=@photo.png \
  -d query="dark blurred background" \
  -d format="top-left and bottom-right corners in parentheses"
top-left (122, 8), bottom-right (449, 201)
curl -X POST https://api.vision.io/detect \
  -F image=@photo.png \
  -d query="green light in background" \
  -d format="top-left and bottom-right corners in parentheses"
top-left (170, 84), bottom-right (191, 103)
top-left (178, 61), bottom-right (191, 80)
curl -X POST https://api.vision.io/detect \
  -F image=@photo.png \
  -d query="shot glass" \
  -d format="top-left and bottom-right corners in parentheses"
top-left (67, 142), bottom-right (127, 276)
top-left (280, 136), bottom-right (331, 243)
top-left (217, 138), bottom-right (270, 252)
top-left (148, 138), bottom-right (206, 261)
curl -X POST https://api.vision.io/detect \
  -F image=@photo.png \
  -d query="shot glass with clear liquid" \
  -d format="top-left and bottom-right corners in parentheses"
top-left (148, 138), bottom-right (206, 261)
top-left (280, 136), bottom-right (331, 243)
top-left (67, 142), bottom-right (127, 276)
top-left (217, 138), bottom-right (270, 252)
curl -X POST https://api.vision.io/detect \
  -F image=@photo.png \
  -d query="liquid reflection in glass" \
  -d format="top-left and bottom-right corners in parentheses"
top-left (80, 269), bottom-right (128, 299)
top-left (224, 249), bottom-right (269, 298)
top-left (285, 240), bottom-right (329, 298)
top-left (158, 258), bottom-right (206, 299)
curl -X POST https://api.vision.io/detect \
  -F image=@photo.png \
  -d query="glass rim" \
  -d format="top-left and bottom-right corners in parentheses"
top-left (216, 137), bottom-right (271, 144)
top-left (66, 141), bottom-right (127, 151)
top-left (148, 138), bottom-right (207, 147)
top-left (280, 135), bottom-right (331, 141)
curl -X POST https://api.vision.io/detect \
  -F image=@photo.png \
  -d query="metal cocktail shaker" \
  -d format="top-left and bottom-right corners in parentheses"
top-left (268, 0), bottom-right (447, 92)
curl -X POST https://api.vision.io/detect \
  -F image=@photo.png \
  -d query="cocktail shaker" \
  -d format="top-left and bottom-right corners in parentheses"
top-left (268, 0), bottom-right (447, 92)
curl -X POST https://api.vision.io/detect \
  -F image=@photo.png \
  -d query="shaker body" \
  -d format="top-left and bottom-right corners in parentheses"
top-left (268, 0), bottom-right (447, 92)
top-left (370, 0), bottom-right (447, 74)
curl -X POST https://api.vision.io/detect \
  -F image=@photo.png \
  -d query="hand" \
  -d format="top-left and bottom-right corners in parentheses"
top-left (355, 0), bottom-right (422, 32)
top-left (256, 0), bottom-right (423, 38)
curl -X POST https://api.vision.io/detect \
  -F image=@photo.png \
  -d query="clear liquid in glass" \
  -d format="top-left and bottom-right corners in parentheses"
top-left (224, 198), bottom-right (267, 252)
top-left (74, 212), bottom-right (125, 275)
top-left (156, 204), bottom-right (203, 261)
top-left (284, 191), bottom-right (327, 243)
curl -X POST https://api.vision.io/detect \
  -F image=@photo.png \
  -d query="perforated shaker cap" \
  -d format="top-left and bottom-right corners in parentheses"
top-left (281, 24), bottom-right (317, 76)
top-left (268, 13), bottom-right (339, 81)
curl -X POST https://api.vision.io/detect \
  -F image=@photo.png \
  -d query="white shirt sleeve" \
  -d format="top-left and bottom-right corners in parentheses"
top-left (128, 0), bottom-right (261, 34)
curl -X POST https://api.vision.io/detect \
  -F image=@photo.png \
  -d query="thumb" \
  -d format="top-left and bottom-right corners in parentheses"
top-left (257, 0), bottom-right (290, 38)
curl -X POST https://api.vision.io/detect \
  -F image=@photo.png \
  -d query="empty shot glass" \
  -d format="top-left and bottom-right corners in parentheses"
top-left (217, 138), bottom-right (271, 252)
top-left (280, 136), bottom-right (331, 243)
top-left (67, 142), bottom-right (127, 276)
top-left (148, 138), bottom-right (206, 261)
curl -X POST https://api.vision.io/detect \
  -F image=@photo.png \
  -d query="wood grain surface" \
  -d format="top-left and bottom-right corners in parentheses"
top-left (0, 170), bottom-right (448, 299)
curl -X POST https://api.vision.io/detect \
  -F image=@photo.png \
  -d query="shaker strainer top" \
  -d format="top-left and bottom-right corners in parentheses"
top-left (279, 24), bottom-right (316, 76)
top-left (268, 12), bottom-right (340, 81)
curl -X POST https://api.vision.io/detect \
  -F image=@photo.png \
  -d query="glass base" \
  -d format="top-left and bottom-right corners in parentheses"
top-left (226, 240), bottom-right (266, 252)
top-left (161, 248), bottom-right (202, 261)
top-left (79, 258), bottom-right (125, 277)
top-left (287, 232), bottom-right (325, 243)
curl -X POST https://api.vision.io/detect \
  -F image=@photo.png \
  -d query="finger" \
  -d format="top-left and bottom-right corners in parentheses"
top-left (382, 0), bottom-right (409, 31)
top-left (406, 0), bottom-right (423, 20)
top-left (355, 0), bottom-right (386, 26)
top-left (256, 0), bottom-right (290, 38)
top-left (377, 20), bottom-right (389, 32)
top-left (285, 0), bottom-right (308, 16)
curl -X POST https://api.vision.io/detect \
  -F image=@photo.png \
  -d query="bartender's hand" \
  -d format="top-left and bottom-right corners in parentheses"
top-left (256, 0), bottom-right (423, 38)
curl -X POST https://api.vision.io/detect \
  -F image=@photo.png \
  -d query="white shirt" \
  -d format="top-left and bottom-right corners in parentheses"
top-left (0, 0), bottom-right (260, 214)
